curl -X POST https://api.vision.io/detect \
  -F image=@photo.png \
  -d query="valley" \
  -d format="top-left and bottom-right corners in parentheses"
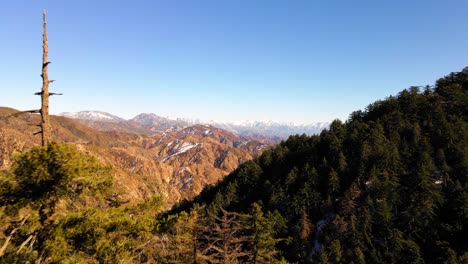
top-left (0, 107), bottom-right (271, 206)
top-left (1, 2), bottom-right (467, 262)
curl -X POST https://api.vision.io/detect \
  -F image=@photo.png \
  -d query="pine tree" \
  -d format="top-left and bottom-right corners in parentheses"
top-left (355, 247), bottom-right (366, 264)
top-left (329, 168), bottom-right (340, 195)
top-left (319, 248), bottom-right (330, 264)
top-left (0, 143), bottom-right (111, 260)
top-left (202, 208), bottom-right (250, 263)
top-left (330, 240), bottom-right (343, 263)
top-left (249, 203), bottom-right (281, 263)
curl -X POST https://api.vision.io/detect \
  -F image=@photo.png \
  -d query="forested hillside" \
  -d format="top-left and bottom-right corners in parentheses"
top-left (162, 68), bottom-right (467, 263)
top-left (0, 68), bottom-right (466, 263)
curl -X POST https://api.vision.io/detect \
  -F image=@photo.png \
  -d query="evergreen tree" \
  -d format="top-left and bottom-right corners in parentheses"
top-left (328, 168), bottom-right (340, 195)
top-left (0, 143), bottom-right (112, 261)
top-left (249, 203), bottom-right (281, 263)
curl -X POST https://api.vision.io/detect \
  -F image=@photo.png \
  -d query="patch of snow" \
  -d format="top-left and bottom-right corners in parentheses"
top-left (180, 175), bottom-right (194, 191)
top-left (203, 129), bottom-right (212, 136)
top-left (255, 145), bottom-right (267, 151)
top-left (238, 140), bottom-right (250, 147)
top-left (434, 180), bottom-right (443, 185)
top-left (129, 158), bottom-right (140, 172)
top-left (60, 111), bottom-right (124, 123)
top-left (311, 218), bottom-right (328, 257)
top-left (162, 142), bottom-right (200, 162)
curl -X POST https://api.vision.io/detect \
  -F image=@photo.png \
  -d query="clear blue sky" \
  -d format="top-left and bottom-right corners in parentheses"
top-left (1, 0), bottom-right (467, 123)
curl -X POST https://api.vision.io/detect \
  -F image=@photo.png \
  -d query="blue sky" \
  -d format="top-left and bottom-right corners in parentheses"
top-left (1, 0), bottom-right (467, 123)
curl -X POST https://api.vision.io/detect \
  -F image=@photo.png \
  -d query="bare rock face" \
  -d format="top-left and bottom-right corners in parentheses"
top-left (0, 107), bottom-right (268, 207)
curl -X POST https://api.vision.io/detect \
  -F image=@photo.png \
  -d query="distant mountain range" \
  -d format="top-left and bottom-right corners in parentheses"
top-left (61, 111), bottom-right (125, 123)
top-left (0, 108), bottom-right (328, 205)
top-left (59, 111), bottom-right (330, 142)
top-left (0, 107), bottom-right (267, 205)
top-left (212, 120), bottom-right (330, 140)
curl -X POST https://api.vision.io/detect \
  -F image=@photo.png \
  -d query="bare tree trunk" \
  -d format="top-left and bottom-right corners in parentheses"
top-left (2, 10), bottom-right (60, 145)
top-left (40, 9), bottom-right (50, 147)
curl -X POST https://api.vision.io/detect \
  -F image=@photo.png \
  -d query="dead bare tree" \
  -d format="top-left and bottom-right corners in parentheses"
top-left (4, 10), bottom-right (62, 146)
top-left (38, 9), bottom-right (52, 146)
top-left (200, 208), bottom-right (251, 263)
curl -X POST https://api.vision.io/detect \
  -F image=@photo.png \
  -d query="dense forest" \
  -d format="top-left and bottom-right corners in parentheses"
top-left (162, 68), bottom-right (467, 263)
top-left (1, 68), bottom-right (467, 263)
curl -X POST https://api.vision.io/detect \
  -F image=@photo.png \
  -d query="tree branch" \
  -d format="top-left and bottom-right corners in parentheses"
top-left (2, 109), bottom-right (40, 119)
top-left (16, 234), bottom-right (33, 254)
top-left (35, 91), bottom-right (61, 96)
top-left (0, 216), bottom-right (29, 257)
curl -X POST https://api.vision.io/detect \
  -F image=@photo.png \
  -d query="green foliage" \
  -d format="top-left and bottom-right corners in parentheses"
top-left (3, 143), bottom-right (111, 211)
top-left (0, 143), bottom-right (113, 262)
top-left (0, 196), bottom-right (163, 263)
top-left (46, 206), bottom-right (157, 262)
top-left (1, 68), bottom-right (467, 263)
top-left (249, 202), bottom-right (282, 263)
top-left (164, 68), bottom-right (468, 263)
top-left (328, 168), bottom-right (340, 195)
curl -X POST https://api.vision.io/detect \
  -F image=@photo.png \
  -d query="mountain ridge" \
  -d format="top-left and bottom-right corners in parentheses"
top-left (60, 110), bottom-right (125, 123)
top-left (59, 111), bottom-right (330, 142)
top-left (0, 107), bottom-right (267, 206)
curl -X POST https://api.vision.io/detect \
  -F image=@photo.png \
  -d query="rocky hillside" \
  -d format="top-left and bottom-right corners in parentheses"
top-left (60, 111), bottom-right (157, 135)
top-left (59, 111), bottom-right (329, 143)
top-left (0, 108), bottom-right (267, 207)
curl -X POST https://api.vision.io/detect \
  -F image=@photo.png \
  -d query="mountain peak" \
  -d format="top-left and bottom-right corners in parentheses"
top-left (60, 111), bottom-right (125, 123)
top-left (59, 111), bottom-right (330, 140)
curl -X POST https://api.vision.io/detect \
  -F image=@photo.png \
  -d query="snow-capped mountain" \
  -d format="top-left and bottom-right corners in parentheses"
top-left (130, 113), bottom-right (190, 132)
top-left (60, 111), bottom-right (125, 123)
top-left (212, 120), bottom-right (330, 139)
top-left (1, 107), bottom-right (265, 204)
top-left (59, 111), bottom-right (330, 141)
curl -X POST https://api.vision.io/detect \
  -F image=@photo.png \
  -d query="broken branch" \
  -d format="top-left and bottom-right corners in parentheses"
top-left (0, 216), bottom-right (29, 257)
top-left (16, 234), bottom-right (34, 254)
top-left (2, 109), bottom-right (40, 119)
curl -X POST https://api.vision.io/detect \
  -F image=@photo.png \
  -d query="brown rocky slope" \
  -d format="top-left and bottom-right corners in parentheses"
top-left (0, 107), bottom-right (268, 207)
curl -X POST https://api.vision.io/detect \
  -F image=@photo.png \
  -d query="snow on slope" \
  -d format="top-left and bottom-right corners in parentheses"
top-left (60, 111), bottom-right (125, 123)
top-left (60, 111), bottom-right (330, 139)
top-left (162, 141), bottom-right (201, 162)
top-left (211, 120), bottom-right (330, 138)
